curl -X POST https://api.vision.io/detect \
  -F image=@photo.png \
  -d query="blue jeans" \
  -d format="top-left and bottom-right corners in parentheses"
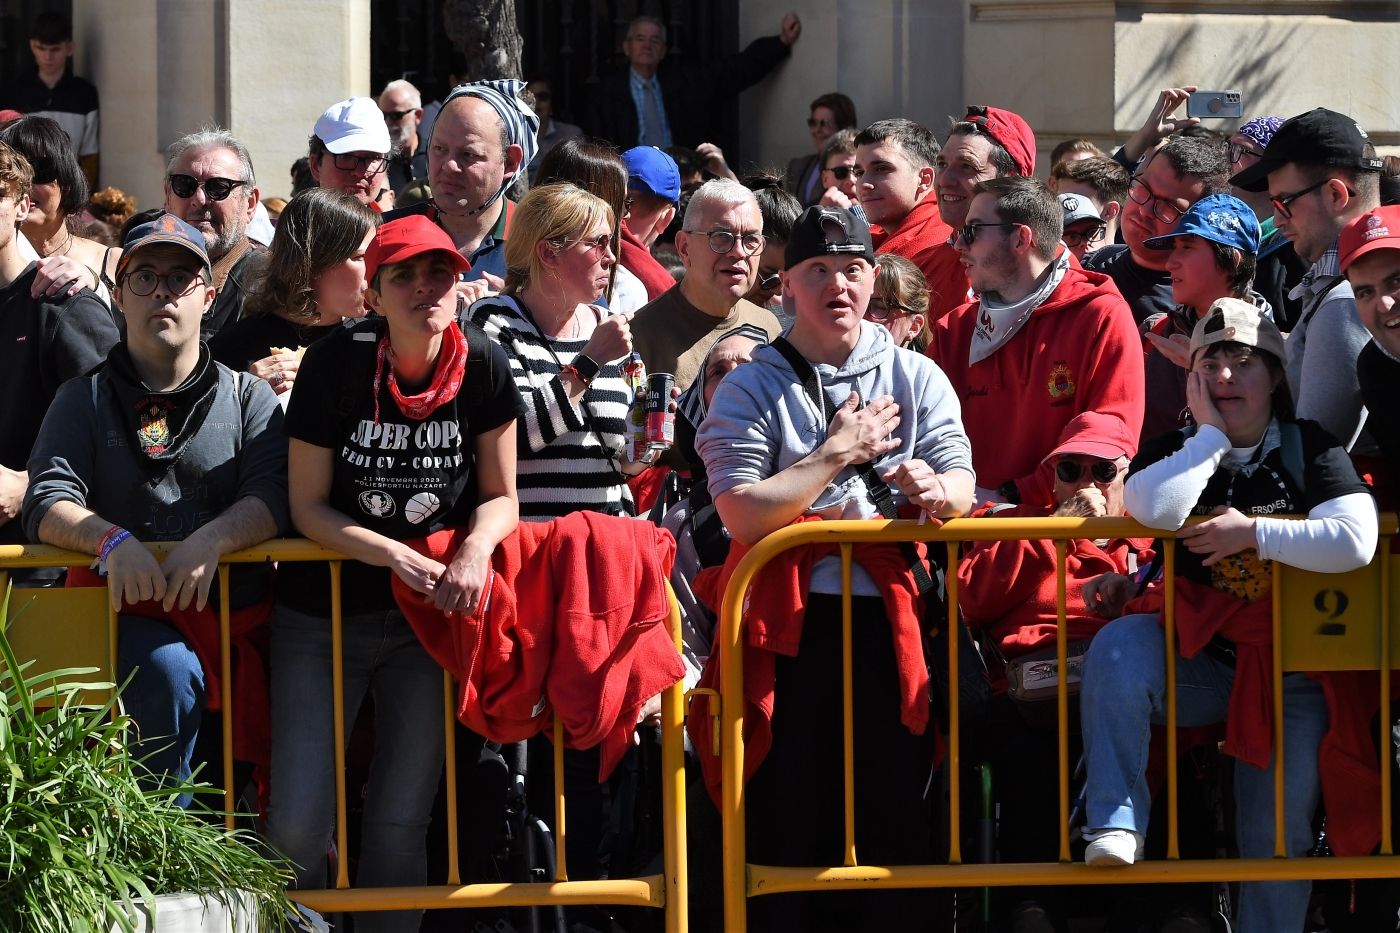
top-left (266, 605), bottom-right (446, 933)
top-left (118, 614), bottom-right (205, 809)
top-left (1081, 613), bottom-right (1329, 933)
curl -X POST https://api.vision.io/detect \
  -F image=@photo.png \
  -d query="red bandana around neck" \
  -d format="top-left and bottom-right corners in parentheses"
top-left (373, 322), bottom-right (469, 423)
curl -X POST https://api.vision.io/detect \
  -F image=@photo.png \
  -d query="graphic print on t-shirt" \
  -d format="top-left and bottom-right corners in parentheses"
top-left (340, 413), bottom-right (465, 537)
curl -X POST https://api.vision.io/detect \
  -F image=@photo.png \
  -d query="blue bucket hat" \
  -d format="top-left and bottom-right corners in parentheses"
top-left (1143, 193), bottom-right (1261, 255)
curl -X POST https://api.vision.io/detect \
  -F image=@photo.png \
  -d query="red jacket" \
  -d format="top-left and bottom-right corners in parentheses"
top-left (67, 565), bottom-right (272, 804)
top-left (958, 503), bottom-right (1154, 689)
top-left (686, 516), bottom-right (933, 805)
top-left (393, 512), bottom-right (685, 781)
top-left (927, 264), bottom-right (1144, 508)
top-left (871, 197), bottom-right (964, 323)
top-left (1128, 577), bottom-right (1382, 857)
top-left (619, 221), bottom-right (676, 301)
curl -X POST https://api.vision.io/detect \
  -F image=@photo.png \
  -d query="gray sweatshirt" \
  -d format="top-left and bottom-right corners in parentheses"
top-left (24, 364), bottom-right (290, 547)
top-left (1285, 246), bottom-right (1371, 449)
top-left (697, 321), bottom-right (973, 593)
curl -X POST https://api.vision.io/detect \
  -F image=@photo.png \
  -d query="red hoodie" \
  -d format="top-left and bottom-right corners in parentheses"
top-left (957, 503), bottom-right (1154, 690)
top-left (392, 512), bottom-right (685, 781)
top-left (928, 264), bottom-right (1144, 508)
top-left (871, 197), bottom-right (966, 323)
top-left (619, 220), bottom-right (676, 301)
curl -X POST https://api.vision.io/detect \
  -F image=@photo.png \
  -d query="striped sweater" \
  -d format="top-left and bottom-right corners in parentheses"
top-left (471, 295), bottom-right (634, 519)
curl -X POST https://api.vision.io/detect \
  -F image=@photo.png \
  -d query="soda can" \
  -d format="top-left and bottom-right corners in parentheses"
top-left (644, 372), bottom-right (675, 447)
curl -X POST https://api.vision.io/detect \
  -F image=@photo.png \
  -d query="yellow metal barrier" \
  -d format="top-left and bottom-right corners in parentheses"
top-left (714, 516), bottom-right (1400, 931)
top-left (0, 540), bottom-right (689, 931)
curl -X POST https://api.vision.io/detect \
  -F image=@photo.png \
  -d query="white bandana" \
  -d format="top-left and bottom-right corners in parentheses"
top-left (968, 249), bottom-right (1070, 366)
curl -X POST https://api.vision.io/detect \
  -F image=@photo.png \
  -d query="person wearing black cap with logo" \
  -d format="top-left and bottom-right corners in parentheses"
top-left (694, 205), bottom-right (973, 931)
top-left (1229, 107), bottom-right (1384, 451)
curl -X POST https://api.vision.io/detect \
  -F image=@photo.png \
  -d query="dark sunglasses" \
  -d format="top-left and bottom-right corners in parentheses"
top-left (1054, 458), bottom-right (1121, 484)
top-left (949, 221), bottom-right (1019, 247)
top-left (167, 173), bottom-right (246, 201)
top-left (382, 108), bottom-right (414, 121)
top-left (825, 165), bottom-right (853, 180)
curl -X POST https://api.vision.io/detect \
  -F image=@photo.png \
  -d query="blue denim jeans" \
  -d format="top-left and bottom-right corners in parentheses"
top-left (1081, 613), bottom-right (1329, 933)
top-left (118, 614), bottom-right (206, 809)
top-left (265, 604), bottom-right (446, 933)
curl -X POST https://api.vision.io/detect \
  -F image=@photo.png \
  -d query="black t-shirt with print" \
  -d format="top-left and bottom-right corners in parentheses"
top-left (1083, 244), bottom-right (1175, 328)
top-left (1130, 419), bottom-right (1370, 598)
top-left (280, 317), bottom-right (525, 616)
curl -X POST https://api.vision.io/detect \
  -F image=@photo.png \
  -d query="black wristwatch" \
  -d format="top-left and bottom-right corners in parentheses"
top-left (569, 353), bottom-right (602, 384)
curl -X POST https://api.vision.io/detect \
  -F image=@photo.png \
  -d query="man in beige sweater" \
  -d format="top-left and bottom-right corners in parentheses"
top-left (632, 178), bottom-right (781, 393)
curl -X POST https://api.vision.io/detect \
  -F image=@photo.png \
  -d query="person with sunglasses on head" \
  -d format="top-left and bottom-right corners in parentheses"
top-left (24, 212), bottom-right (289, 808)
top-left (1229, 108), bottom-right (1383, 454)
top-left (631, 178), bottom-right (781, 397)
top-left (957, 411), bottom-right (1152, 932)
top-left (1083, 135), bottom-right (1231, 331)
top-left (1076, 299), bottom-right (1378, 933)
top-left (930, 175), bottom-right (1143, 509)
top-left (309, 96), bottom-right (395, 212)
top-left (162, 126), bottom-right (264, 338)
top-left (0, 141), bottom-right (119, 561)
top-left (785, 92), bottom-right (857, 207)
top-left (378, 79), bottom-right (428, 197)
top-left (1225, 117), bottom-right (1310, 331)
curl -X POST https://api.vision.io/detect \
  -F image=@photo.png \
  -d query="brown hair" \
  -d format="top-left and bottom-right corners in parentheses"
top-left (245, 188), bottom-right (380, 321)
top-left (0, 140), bottom-right (33, 201)
top-left (873, 253), bottom-right (931, 351)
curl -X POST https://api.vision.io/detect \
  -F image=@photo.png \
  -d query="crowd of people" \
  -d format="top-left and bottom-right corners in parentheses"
top-left (5, 8), bottom-right (1400, 933)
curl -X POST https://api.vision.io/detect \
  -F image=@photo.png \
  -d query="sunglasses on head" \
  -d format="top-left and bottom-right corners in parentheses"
top-left (1054, 458), bottom-right (1122, 484)
top-left (167, 173), bottom-right (246, 201)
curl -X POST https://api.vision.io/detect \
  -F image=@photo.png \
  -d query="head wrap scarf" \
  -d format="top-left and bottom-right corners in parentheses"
top-left (1236, 116), bottom-right (1284, 153)
top-left (437, 78), bottom-right (541, 217)
top-left (675, 323), bottom-right (773, 430)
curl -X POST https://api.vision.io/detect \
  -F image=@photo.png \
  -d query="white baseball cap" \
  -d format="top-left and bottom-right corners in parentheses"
top-left (314, 97), bottom-right (392, 155)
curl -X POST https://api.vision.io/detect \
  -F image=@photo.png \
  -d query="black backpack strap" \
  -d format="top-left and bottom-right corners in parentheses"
top-left (336, 317), bottom-right (387, 434)
top-left (771, 336), bottom-right (935, 595)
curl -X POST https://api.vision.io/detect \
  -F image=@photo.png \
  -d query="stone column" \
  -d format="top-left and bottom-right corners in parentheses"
top-left (71, 0), bottom-right (371, 209)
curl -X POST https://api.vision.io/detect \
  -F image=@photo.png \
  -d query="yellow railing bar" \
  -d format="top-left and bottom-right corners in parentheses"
top-left (292, 877), bottom-right (664, 912)
top-left (443, 670), bottom-right (461, 886)
top-left (1163, 543), bottom-right (1179, 860)
top-left (944, 539), bottom-right (962, 866)
top-left (1054, 539), bottom-right (1070, 863)
top-left (218, 565), bottom-right (235, 829)
top-left (840, 543), bottom-right (857, 868)
top-left (1383, 548), bottom-right (1393, 856)
top-left (660, 587), bottom-right (688, 933)
top-left (554, 716), bottom-right (568, 881)
top-left (329, 560), bottom-right (350, 890)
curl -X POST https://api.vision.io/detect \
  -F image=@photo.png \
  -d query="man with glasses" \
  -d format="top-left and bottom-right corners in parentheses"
top-left (1084, 135), bottom-right (1229, 329)
top-left (930, 176), bottom-right (1142, 508)
top-left (632, 178), bottom-right (780, 395)
top-left (785, 93), bottom-right (857, 207)
top-left (309, 96), bottom-right (394, 210)
top-left (1230, 107), bottom-right (1383, 451)
top-left (161, 127), bottom-right (263, 338)
top-left (1050, 155), bottom-right (1129, 249)
top-left (0, 140), bottom-right (118, 556)
top-left (584, 13), bottom-right (801, 151)
top-left (379, 80), bottom-right (428, 196)
top-left (1058, 192), bottom-right (1108, 262)
top-left (24, 212), bottom-right (287, 805)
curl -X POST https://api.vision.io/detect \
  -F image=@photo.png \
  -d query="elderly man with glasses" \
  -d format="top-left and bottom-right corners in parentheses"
top-left (161, 126), bottom-right (264, 338)
top-left (309, 96), bottom-right (395, 211)
top-left (929, 175), bottom-right (1143, 508)
top-left (631, 178), bottom-right (781, 396)
top-left (1229, 107), bottom-right (1384, 452)
top-left (378, 80), bottom-right (428, 196)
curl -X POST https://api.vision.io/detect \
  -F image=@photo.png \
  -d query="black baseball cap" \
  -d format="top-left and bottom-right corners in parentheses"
top-left (1230, 107), bottom-right (1385, 192)
top-left (784, 206), bottom-right (876, 269)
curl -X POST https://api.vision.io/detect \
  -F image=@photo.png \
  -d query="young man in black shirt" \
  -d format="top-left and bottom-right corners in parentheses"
top-left (0, 13), bottom-right (100, 187)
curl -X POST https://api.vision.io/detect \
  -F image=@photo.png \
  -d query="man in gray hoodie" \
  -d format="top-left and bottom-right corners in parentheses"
top-left (695, 205), bottom-right (974, 931)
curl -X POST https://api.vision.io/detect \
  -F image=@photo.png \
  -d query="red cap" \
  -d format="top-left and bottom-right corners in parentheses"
top-left (1041, 412), bottom-right (1137, 464)
top-left (1339, 206), bottom-right (1400, 273)
top-left (0, 110), bottom-right (22, 125)
top-left (963, 105), bottom-right (1037, 177)
top-left (365, 214), bottom-right (472, 283)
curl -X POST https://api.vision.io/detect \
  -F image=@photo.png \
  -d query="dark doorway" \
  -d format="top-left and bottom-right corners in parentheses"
top-left (0, 0), bottom-right (72, 95)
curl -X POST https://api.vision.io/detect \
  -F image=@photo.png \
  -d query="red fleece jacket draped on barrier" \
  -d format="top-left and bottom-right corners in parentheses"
top-left (686, 515), bottom-right (935, 806)
top-left (67, 564), bottom-right (272, 805)
top-left (393, 511), bottom-right (685, 781)
top-left (1127, 577), bottom-right (1382, 857)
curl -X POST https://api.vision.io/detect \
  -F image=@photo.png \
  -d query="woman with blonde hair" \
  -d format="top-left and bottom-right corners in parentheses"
top-left (470, 181), bottom-right (641, 518)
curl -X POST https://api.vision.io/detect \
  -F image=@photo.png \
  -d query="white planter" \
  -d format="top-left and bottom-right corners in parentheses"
top-left (115, 892), bottom-right (259, 932)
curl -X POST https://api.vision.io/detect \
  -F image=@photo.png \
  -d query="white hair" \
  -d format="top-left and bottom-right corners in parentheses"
top-left (682, 178), bottom-right (757, 230)
top-left (379, 79), bottom-right (422, 109)
top-left (165, 125), bottom-right (255, 186)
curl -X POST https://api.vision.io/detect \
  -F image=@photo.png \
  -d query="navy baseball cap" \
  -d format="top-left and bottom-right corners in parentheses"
top-left (785, 206), bottom-right (876, 268)
top-left (1230, 107), bottom-right (1385, 192)
top-left (117, 213), bottom-right (212, 277)
top-left (623, 146), bottom-right (681, 202)
top-left (1143, 193), bottom-right (1261, 255)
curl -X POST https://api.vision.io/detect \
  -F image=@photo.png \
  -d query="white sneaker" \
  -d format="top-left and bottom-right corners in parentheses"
top-left (1083, 828), bottom-right (1145, 866)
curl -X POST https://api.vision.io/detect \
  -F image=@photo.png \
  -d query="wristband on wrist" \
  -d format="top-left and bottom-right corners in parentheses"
top-left (95, 526), bottom-right (132, 577)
